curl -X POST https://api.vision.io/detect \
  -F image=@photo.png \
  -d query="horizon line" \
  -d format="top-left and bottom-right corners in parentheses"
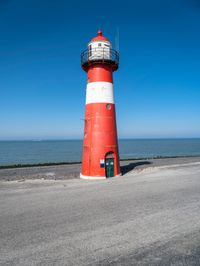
top-left (1, 137), bottom-right (200, 141)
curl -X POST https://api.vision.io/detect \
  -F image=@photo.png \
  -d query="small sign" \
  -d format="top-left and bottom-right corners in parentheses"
top-left (100, 159), bottom-right (105, 168)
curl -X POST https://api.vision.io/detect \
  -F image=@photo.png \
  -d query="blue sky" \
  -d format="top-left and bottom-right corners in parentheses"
top-left (0, 0), bottom-right (200, 140)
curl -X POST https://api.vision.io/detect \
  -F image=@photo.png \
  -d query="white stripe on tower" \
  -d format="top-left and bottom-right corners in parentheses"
top-left (86, 82), bottom-right (114, 104)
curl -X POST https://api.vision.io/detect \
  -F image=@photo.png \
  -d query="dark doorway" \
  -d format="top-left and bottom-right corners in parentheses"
top-left (105, 153), bottom-right (115, 177)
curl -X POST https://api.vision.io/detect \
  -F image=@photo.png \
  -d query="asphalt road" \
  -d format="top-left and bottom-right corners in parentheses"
top-left (1, 163), bottom-right (200, 265)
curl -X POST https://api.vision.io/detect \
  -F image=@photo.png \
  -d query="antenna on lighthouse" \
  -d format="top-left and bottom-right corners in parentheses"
top-left (115, 27), bottom-right (120, 53)
top-left (98, 27), bottom-right (102, 35)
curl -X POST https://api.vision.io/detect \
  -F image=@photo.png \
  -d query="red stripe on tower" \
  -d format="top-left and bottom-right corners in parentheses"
top-left (80, 30), bottom-right (121, 179)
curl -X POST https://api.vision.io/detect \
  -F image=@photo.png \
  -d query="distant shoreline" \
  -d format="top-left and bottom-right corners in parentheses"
top-left (1, 155), bottom-right (200, 169)
top-left (0, 137), bottom-right (200, 141)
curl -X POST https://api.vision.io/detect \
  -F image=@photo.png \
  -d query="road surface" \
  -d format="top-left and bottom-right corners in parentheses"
top-left (1, 162), bottom-right (200, 265)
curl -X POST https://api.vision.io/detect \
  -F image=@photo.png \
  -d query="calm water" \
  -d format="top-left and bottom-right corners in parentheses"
top-left (0, 139), bottom-right (200, 166)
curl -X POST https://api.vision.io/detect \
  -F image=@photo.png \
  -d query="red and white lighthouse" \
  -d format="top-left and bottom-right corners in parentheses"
top-left (80, 30), bottom-right (121, 179)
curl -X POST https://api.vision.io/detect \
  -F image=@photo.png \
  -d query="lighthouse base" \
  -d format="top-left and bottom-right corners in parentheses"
top-left (80, 173), bottom-right (122, 180)
top-left (80, 174), bottom-right (106, 180)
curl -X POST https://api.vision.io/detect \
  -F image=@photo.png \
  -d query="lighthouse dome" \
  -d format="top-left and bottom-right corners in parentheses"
top-left (90, 29), bottom-right (109, 42)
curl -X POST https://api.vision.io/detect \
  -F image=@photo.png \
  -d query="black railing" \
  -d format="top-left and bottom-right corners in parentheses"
top-left (81, 48), bottom-right (119, 70)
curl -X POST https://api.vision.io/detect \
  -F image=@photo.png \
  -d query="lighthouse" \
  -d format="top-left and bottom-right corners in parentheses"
top-left (80, 30), bottom-right (121, 179)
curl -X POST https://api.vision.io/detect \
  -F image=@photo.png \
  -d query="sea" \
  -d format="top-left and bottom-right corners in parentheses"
top-left (0, 139), bottom-right (200, 166)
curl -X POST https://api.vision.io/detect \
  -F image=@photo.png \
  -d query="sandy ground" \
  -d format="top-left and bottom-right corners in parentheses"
top-left (1, 158), bottom-right (200, 265)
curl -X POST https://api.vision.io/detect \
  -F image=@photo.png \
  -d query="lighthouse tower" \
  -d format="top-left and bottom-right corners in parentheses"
top-left (80, 30), bottom-right (121, 179)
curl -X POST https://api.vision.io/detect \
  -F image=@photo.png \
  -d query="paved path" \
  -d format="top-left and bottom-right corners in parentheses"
top-left (1, 163), bottom-right (200, 265)
top-left (1, 156), bottom-right (200, 181)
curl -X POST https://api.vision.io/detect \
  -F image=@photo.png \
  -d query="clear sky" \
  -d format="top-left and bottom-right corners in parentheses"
top-left (0, 0), bottom-right (200, 140)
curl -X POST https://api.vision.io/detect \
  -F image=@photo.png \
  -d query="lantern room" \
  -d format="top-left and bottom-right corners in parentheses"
top-left (81, 30), bottom-right (119, 71)
top-left (88, 30), bottom-right (111, 61)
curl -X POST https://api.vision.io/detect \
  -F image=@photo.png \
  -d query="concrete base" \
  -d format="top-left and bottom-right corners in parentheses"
top-left (80, 173), bottom-right (122, 180)
top-left (80, 174), bottom-right (106, 180)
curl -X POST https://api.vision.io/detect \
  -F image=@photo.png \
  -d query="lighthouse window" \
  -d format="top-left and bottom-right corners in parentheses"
top-left (106, 103), bottom-right (111, 110)
top-left (89, 45), bottom-right (92, 56)
top-left (98, 43), bottom-right (102, 47)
